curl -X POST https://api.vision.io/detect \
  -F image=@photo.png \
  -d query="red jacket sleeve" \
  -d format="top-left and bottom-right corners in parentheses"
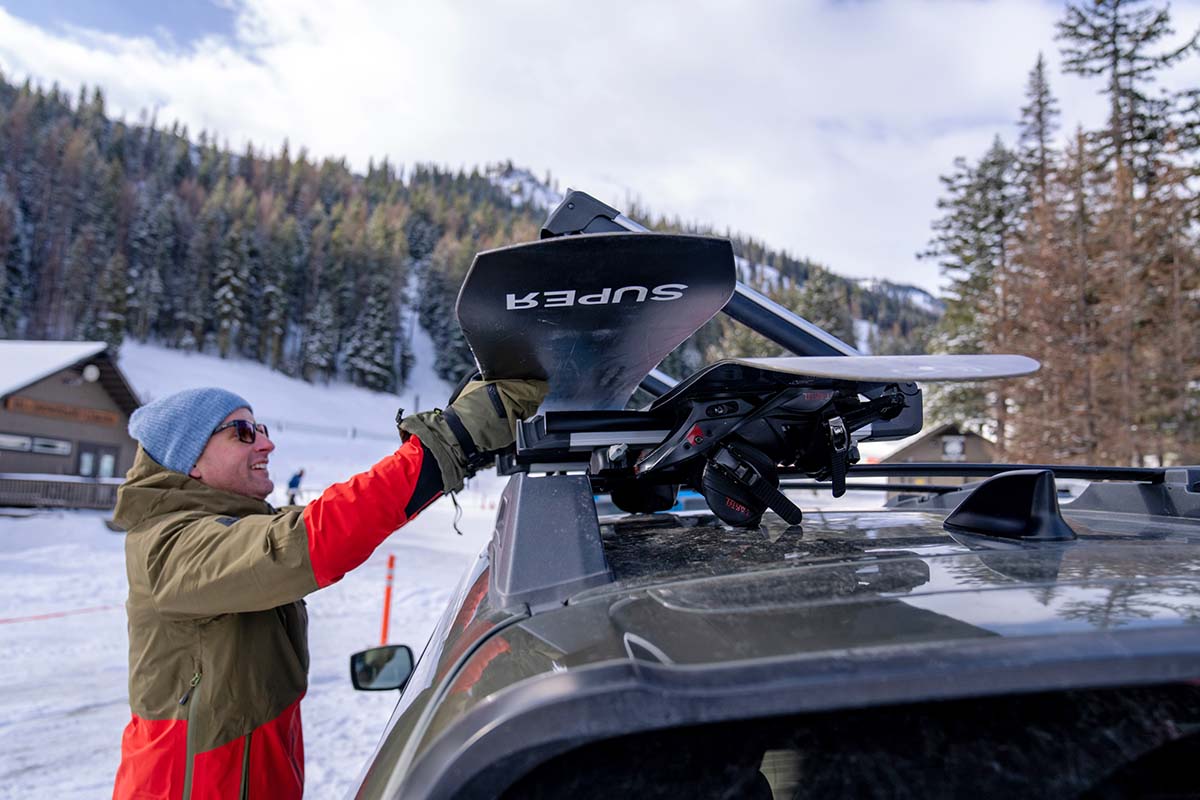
top-left (302, 436), bottom-right (443, 588)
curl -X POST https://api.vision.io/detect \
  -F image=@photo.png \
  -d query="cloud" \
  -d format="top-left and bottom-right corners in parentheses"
top-left (1, 0), bottom-right (1199, 293)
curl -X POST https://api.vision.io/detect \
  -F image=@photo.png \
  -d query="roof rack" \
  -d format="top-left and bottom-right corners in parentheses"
top-left (537, 189), bottom-right (921, 439)
top-left (819, 463), bottom-right (1200, 519)
top-left (483, 192), bottom-right (1190, 612)
top-left (823, 462), bottom-right (1172, 483)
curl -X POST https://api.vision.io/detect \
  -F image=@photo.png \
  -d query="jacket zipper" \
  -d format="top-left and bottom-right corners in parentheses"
top-left (239, 730), bottom-right (253, 800)
top-left (180, 671), bottom-right (202, 800)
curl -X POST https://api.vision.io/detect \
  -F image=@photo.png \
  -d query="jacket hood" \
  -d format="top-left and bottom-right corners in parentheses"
top-left (114, 446), bottom-right (273, 530)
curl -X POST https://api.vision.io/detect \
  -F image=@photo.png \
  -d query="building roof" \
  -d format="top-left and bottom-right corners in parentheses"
top-left (860, 421), bottom-right (992, 464)
top-left (0, 340), bottom-right (141, 416)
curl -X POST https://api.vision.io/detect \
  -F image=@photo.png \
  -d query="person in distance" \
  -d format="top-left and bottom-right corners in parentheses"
top-left (111, 379), bottom-right (545, 800)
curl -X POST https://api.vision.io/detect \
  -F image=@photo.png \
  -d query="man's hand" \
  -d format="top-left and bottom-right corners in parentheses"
top-left (397, 379), bottom-right (548, 493)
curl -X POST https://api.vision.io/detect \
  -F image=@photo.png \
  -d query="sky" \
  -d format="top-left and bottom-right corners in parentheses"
top-left (1, 0), bottom-right (1199, 295)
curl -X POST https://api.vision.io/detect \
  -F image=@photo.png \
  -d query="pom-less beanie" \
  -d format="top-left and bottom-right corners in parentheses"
top-left (128, 388), bottom-right (252, 474)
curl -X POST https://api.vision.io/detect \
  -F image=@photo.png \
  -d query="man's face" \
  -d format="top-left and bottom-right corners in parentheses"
top-left (188, 408), bottom-right (275, 500)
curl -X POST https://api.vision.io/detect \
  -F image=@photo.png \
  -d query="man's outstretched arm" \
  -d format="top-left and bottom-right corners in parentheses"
top-left (140, 379), bottom-right (545, 615)
top-left (303, 435), bottom-right (442, 587)
top-left (303, 379), bottom-right (546, 587)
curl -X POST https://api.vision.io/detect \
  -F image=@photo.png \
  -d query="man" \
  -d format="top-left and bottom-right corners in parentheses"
top-left (112, 379), bottom-right (545, 800)
top-left (286, 468), bottom-right (304, 505)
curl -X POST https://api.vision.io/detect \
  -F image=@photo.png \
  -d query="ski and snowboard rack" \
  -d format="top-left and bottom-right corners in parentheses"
top-left (460, 190), bottom-right (1040, 610)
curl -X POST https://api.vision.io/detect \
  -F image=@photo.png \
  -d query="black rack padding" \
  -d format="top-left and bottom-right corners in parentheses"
top-left (489, 474), bottom-right (614, 611)
top-left (540, 190), bottom-right (623, 238)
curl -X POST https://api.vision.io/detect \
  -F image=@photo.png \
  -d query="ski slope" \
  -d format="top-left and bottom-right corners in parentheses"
top-left (0, 336), bottom-right (507, 799)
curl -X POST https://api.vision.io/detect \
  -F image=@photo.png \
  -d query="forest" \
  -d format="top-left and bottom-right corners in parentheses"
top-left (924, 0), bottom-right (1200, 466)
top-left (4, 0), bottom-right (1195, 467)
top-left (0, 72), bottom-right (934, 399)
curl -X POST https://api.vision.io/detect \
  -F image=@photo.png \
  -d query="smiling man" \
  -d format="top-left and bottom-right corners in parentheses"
top-left (112, 382), bottom-right (544, 799)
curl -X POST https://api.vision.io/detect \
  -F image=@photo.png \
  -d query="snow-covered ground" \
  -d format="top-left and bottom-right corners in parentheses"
top-left (0, 322), bottom-right (893, 798)
top-left (0, 329), bottom-right (511, 798)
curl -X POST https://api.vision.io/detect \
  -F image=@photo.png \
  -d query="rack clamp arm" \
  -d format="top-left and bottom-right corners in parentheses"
top-left (827, 416), bottom-right (851, 498)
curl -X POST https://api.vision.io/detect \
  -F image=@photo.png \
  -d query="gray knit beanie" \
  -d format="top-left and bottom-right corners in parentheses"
top-left (128, 388), bottom-right (252, 474)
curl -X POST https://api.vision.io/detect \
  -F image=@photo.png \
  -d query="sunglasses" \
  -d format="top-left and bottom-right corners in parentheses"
top-left (212, 419), bottom-right (270, 444)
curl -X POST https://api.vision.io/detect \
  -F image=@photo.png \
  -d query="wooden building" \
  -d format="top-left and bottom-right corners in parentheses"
top-left (879, 422), bottom-right (995, 467)
top-left (872, 422), bottom-right (994, 498)
top-left (0, 341), bottom-right (140, 507)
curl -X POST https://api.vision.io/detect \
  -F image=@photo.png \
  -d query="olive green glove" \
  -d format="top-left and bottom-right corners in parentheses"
top-left (398, 378), bottom-right (548, 493)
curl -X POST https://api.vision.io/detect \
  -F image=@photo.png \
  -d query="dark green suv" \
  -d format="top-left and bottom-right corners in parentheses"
top-left (347, 194), bottom-right (1200, 799)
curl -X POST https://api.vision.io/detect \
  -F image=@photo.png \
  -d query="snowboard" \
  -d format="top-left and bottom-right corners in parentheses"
top-left (456, 233), bottom-right (736, 411)
top-left (649, 354), bottom-right (1040, 410)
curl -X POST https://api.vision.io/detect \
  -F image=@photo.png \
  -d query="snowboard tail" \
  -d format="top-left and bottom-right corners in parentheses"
top-left (456, 233), bottom-right (736, 411)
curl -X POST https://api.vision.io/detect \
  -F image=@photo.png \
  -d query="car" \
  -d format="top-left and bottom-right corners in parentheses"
top-left (345, 193), bottom-right (1200, 799)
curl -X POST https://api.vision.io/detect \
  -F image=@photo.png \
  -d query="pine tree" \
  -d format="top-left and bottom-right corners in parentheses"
top-left (0, 184), bottom-right (30, 337)
top-left (922, 139), bottom-right (1025, 451)
top-left (1008, 56), bottom-right (1067, 462)
top-left (146, 193), bottom-right (179, 339)
top-left (796, 267), bottom-right (856, 346)
top-left (213, 220), bottom-right (249, 358)
top-left (1057, 0), bottom-right (1199, 463)
top-left (1057, 130), bottom-right (1107, 463)
top-left (126, 188), bottom-right (165, 341)
top-left (1019, 53), bottom-right (1061, 202)
top-left (301, 292), bottom-right (337, 382)
top-left (90, 251), bottom-right (128, 348)
top-left (1137, 135), bottom-right (1200, 463)
top-left (1057, 0), bottom-right (1197, 175)
top-left (179, 195), bottom-right (223, 351)
top-left (260, 214), bottom-right (299, 368)
top-left (345, 283), bottom-right (396, 391)
top-left (234, 201), bottom-right (263, 360)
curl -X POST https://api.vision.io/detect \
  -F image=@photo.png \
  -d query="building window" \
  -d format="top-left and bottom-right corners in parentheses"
top-left (0, 433), bottom-right (71, 456)
top-left (78, 443), bottom-right (119, 478)
top-left (941, 435), bottom-right (966, 462)
top-left (0, 433), bottom-right (33, 452)
top-left (32, 437), bottom-right (72, 456)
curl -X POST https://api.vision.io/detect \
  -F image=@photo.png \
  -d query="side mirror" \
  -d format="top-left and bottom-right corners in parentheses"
top-left (349, 644), bottom-right (414, 691)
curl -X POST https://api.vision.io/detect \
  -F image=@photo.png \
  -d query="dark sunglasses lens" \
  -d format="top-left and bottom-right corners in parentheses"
top-left (257, 424), bottom-right (269, 440)
top-left (234, 420), bottom-right (256, 444)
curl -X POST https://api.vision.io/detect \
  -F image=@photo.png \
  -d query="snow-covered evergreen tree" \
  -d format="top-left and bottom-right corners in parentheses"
top-left (345, 286), bottom-right (396, 391)
top-left (90, 251), bottom-right (127, 348)
top-left (796, 267), bottom-right (856, 346)
top-left (213, 220), bottom-right (249, 358)
top-left (125, 188), bottom-right (164, 341)
top-left (0, 185), bottom-right (30, 337)
top-left (923, 138), bottom-right (1024, 451)
top-left (301, 293), bottom-right (337, 382)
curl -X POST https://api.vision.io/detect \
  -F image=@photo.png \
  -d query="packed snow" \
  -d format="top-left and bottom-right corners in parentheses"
top-left (0, 331), bottom-right (510, 799)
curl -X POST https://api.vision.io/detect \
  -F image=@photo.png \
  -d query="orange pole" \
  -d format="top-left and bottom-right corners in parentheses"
top-left (380, 554), bottom-right (395, 645)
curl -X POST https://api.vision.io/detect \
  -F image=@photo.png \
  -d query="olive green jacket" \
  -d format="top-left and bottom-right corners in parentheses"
top-left (115, 446), bottom-right (319, 753)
